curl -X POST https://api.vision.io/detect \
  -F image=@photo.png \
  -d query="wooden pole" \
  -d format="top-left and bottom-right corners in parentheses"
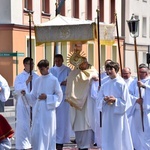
top-left (28, 11), bottom-right (33, 90)
top-left (134, 37), bottom-right (144, 131)
top-left (115, 13), bottom-right (123, 76)
top-left (28, 11), bottom-right (33, 126)
top-left (96, 9), bottom-right (102, 127)
top-left (53, 0), bottom-right (58, 66)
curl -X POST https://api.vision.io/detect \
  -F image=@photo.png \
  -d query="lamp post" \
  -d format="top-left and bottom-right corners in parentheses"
top-left (127, 14), bottom-right (144, 131)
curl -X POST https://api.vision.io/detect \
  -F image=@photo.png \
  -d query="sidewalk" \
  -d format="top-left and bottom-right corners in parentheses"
top-left (1, 105), bottom-right (101, 150)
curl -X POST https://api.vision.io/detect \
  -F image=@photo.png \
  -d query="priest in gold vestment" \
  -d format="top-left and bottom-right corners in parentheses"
top-left (66, 48), bottom-right (98, 150)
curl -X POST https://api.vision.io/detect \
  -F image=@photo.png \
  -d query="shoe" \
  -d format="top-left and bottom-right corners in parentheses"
top-left (70, 139), bottom-right (76, 144)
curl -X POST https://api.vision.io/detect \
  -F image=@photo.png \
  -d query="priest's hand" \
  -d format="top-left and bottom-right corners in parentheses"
top-left (136, 98), bottom-right (143, 105)
top-left (38, 93), bottom-right (47, 100)
top-left (0, 87), bottom-right (2, 92)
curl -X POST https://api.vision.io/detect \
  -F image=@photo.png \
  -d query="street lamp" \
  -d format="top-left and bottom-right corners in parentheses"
top-left (127, 14), bottom-right (139, 38)
top-left (127, 14), bottom-right (144, 131)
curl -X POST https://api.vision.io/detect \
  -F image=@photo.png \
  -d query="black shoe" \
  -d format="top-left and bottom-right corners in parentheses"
top-left (70, 139), bottom-right (76, 144)
top-left (56, 143), bottom-right (63, 150)
top-left (93, 143), bottom-right (97, 146)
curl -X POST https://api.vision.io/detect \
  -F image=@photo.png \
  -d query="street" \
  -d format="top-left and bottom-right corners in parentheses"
top-left (1, 105), bottom-right (101, 150)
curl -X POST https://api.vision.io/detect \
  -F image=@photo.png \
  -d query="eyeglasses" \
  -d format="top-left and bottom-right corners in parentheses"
top-left (139, 71), bottom-right (147, 74)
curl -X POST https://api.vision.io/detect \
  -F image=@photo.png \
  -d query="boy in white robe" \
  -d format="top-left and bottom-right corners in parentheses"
top-left (97, 61), bottom-right (133, 150)
top-left (49, 54), bottom-right (71, 150)
top-left (14, 57), bottom-right (39, 150)
top-left (129, 63), bottom-right (150, 150)
top-left (21, 59), bottom-right (63, 150)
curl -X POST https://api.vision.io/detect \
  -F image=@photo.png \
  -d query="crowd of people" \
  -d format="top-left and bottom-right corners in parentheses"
top-left (1, 44), bottom-right (150, 150)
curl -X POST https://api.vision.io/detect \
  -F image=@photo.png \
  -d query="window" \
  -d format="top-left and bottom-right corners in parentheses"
top-left (45, 43), bottom-right (53, 68)
top-left (110, 0), bottom-right (115, 23)
top-left (88, 43), bottom-right (94, 65)
top-left (57, 0), bottom-right (65, 16)
top-left (42, 0), bottom-right (49, 14)
top-left (72, 0), bottom-right (79, 18)
top-left (142, 17), bottom-right (147, 37)
top-left (99, 0), bottom-right (104, 22)
top-left (27, 39), bottom-right (36, 69)
top-left (101, 45), bottom-right (106, 69)
top-left (24, 0), bottom-right (32, 10)
top-left (86, 0), bottom-right (92, 20)
top-left (143, 52), bottom-right (147, 64)
top-left (60, 42), bottom-right (68, 65)
top-left (112, 46), bottom-right (117, 62)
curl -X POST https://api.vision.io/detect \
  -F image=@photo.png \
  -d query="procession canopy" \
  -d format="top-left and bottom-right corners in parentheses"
top-left (35, 15), bottom-right (96, 45)
top-left (34, 14), bottom-right (115, 46)
top-left (99, 22), bottom-right (115, 46)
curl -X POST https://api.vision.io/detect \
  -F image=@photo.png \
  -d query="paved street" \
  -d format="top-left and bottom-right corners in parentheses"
top-left (1, 104), bottom-right (101, 150)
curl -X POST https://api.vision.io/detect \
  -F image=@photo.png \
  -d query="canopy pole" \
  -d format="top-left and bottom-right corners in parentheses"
top-left (28, 10), bottom-right (34, 126)
top-left (115, 13), bottom-right (123, 76)
top-left (28, 11), bottom-right (33, 89)
top-left (96, 9), bottom-right (102, 128)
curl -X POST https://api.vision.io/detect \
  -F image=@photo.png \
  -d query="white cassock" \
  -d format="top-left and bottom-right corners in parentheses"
top-left (90, 80), bottom-right (101, 148)
top-left (0, 74), bottom-right (10, 102)
top-left (25, 73), bottom-right (63, 150)
top-left (123, 77), bottom-right (134, 89)
top-left (129, 77), bottom-right (150, 150)
top-left (123, 77), bottom-right (134, 134)
top-left (14, 70), bottom-right (39, 149)
top-left (50, 64), bottom-right (71, 144)
top-left (97, 75), bottom-right (133, 150)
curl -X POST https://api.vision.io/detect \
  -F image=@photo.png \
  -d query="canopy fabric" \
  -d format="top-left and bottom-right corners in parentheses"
top-left (99, 23), bottom-right (115, 45)
top-left (35, 15), bottom-right (96, 45)
top-left (34, 15), bottom-right (115, 46)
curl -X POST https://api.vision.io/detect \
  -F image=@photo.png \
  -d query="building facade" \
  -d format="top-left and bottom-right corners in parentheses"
top-left (125, 0), bottom-right (150, 76)
top-left (0, 0), bottom-right (125, 86)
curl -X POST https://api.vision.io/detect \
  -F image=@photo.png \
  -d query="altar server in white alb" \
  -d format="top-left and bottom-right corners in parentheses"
top-left (97, 61), bottom-right (133, 150)
top-left (21, 59), bottom-right (63, 150)
top-left (14, 57), bottom-right (39, 150)
top-left (129, 63), bottom-right (150, 150)
top-left (49, 54), bottom-right (71, 150)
